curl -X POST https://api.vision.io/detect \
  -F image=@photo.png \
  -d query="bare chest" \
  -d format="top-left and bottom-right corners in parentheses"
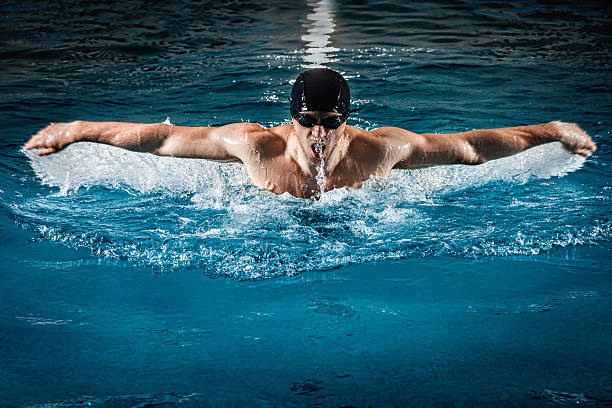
top-left (244, 155), bottom-right (386, 198)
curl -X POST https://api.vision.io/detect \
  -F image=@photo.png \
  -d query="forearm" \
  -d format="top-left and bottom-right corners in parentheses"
top-left (452, 122), bottom-right (554, 162)
top-left (75, 121), bottom-right (171, 153)
top-left (25, 120), bottom-right (176, 156)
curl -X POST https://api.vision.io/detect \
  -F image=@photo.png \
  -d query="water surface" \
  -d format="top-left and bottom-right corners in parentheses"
top-left (1, 1), bottom-right (611, 406)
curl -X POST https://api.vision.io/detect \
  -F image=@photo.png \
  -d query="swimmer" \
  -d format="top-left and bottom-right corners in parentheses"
top-left (25, 68), bottom-right (596, 199)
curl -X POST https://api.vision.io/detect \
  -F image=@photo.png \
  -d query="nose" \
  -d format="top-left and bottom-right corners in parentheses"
top-left (311, 125), bottom-right (326, 138)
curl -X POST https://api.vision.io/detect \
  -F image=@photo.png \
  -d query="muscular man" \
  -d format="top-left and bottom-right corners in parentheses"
top-left (25, 68), bottom-right (596, 199)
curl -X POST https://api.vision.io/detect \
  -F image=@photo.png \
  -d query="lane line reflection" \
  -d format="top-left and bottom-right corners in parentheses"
top-left (301, 0), bottom-right (339, 67)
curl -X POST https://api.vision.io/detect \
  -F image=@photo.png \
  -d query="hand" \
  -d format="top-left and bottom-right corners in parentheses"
top-left (24, 121), bottom-right (81, 156)
top-left (548, 121), bottom-right (597, 157)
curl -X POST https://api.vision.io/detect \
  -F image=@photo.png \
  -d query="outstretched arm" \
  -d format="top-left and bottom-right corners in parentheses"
top-left (24, 120), bottom-right (262, 162)
top-left (379, 121), bottom-right (596, 169)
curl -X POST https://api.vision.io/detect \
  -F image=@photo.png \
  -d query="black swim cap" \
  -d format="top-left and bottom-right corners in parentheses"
top-left (290, 68), bottom-right (351, 118)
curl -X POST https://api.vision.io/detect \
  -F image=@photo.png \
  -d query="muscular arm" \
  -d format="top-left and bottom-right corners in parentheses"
top-left (377, 121), bottom-right (596, 169)
top-left (24, 120), bottom-right (261, 162)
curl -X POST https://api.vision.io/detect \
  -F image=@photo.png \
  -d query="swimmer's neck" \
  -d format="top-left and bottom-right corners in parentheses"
top-left (286, 127), bottom-right (350, 177)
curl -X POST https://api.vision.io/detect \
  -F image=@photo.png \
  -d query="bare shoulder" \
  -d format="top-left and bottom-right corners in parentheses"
top-left (370, 126), bottom-right (421, 145)
top-left (251, 123), bottom-right (290, 157)
top-left (347, 126), bottom-right (428, 171)
top-left (345, 125), bottom-right (421, 151)
top-left (219, 122), bottom-right (288, 145)
top-left (220, 123), bottom-right (290, 163)
top-left (213, 122), bottom-right (268, 140)
top-left (344, 126), bottom-right (393, 161)
top-left (260, 123), bottom-right (293, 141)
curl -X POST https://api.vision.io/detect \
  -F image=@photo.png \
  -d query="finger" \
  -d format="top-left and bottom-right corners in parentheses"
top-left (577, 143), bottom-right (596, 153)
top-left (24, 138), bottom-right (39, 150)
top-left (575, 149), bottom-right (591, 157)
top-left (38, 148), bottom-right (56, 156)
top-left (25, 135), bottom-right (44, 149)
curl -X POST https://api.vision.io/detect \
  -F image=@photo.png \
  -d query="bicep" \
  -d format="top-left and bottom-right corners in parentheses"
top-left (155, 123), bottom-right (254, 161)
top-left (372, 127), bottom-right (481, 169)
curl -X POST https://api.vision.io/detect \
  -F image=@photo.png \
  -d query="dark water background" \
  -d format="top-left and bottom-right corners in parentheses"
top-left (1, 1), bottom-right (611, 406)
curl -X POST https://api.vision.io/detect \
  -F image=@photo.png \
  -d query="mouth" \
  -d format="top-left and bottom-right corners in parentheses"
top-left (311, 142), bottom-right (326, 159)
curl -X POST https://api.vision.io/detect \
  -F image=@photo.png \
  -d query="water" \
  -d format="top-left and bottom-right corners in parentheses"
top-left (1, 1), bottom-right (611, 406)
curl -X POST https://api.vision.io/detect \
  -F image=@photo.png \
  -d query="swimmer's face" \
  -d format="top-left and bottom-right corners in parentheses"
top-left (292, 111), bottom-right (346, 160)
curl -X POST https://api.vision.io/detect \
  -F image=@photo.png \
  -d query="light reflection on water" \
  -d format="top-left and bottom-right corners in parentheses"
top-left (301, 0), bottom-right (339, 67)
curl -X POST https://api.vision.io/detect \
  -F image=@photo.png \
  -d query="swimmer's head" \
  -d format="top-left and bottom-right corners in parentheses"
top-left (289, 69), bottom-right (353, 160)
top-left (290, 68), bottom-right (351, 120)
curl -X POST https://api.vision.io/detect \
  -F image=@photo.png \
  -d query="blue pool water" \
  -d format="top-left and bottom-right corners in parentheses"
top-left (1, 1), bottom-right (611, 406)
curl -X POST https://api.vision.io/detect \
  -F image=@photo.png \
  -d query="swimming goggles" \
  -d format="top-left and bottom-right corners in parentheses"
top-left (294, 113), bottom-right (346, 129)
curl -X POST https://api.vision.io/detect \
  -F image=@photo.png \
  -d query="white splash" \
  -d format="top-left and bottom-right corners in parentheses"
top-left (315, 159), bottom-right (326, 198)
top-left (382, 142), bottom-right (586, 202)
top-left (25, 142), bottom-right (250, 195)
top-left (25, 141), bottom-right (584, 198)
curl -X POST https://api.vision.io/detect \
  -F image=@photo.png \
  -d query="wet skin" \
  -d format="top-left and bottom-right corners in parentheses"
top-left (25, 116), bottom-right (596, 199)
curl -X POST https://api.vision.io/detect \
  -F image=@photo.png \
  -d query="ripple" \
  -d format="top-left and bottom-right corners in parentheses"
top-left (290, 379), bottom-right (326, 396)
top-left (531, 389), bottom-right (612, 406)
top-left (29, 392), bottom-right (201, 408)
top-left (309, 297), bottom-right (359, 319)
top-left (467, 291), bottom-right (601, 315)
top-left (16, 316), bottom-right (72, 326)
